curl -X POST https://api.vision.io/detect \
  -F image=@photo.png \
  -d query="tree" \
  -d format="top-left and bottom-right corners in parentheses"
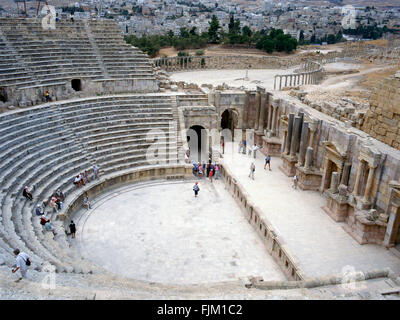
top-left (327, 34), bottom-right (336, 44)
top-left (189, 26), bottom-right (197, 36)
top-left (310, 33), bottom-right (316, 44)
top-left (208, 15), bottom-right (221, 43)
top-left (299, 30), bottom-right (305, 44)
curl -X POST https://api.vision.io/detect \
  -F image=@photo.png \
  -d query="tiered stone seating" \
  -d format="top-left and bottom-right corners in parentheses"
top-left (0, 95), bottom-right (179, 273)
top-left (87, 20), bottom-right (154, 80)
top-left (0, 18), bottom-right (156, 90)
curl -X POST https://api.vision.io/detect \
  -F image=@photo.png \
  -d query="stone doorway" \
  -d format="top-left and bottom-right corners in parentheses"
top-left (221, 109), bottom-right (238, 134)
top-left (71, 79), bottom-right (82, 91)
top-left (187, 125), bottom-right (207, 163)
top-left (0, 87), bottom-right (7, 103)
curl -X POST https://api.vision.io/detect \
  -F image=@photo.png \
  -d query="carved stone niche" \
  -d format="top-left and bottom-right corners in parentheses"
top-left (351, 143), bottom-right (382, 211)
top-left (296, 146), bottom-right (322, 191)
top-left (320, 141), bottom-right (348, 193)
top-left (383, 181), bottom-right (400, 248)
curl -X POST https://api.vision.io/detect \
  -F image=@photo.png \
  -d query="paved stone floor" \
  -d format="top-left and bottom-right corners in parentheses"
top-left (221, 142), bottom-right (400, 278)
top-left (170, 68), bottom-right (297, 90)
top-left (76, 180), bottom-right (285, 285)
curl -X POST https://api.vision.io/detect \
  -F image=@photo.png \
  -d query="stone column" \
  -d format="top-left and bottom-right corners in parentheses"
top-left (271, 105), bottom-right (278, 136)
top-left (340, 163), bottom-right (351, 186)
top-left (285, 113), bottom-right (294, 154)
top-left (257, 92), bottom-right (267, 133)
top-left (242, 91), bottom-right (250, 129)
top-left (290, 116), bottom-right (301, 157)
top-left (254, 91), bottom-right (261, 130)
top-left (330, 172), bottom-right (339, 193)
top-left (279, 76), bottom-right (282, 90)
top-left (353, 160), bottom-right (364, 196)
top-left (304, 147), bottom-right (313, 169)
top-left (308, 123), bottom-right (317, 148)
top-left (298, 121), bottom-right (309, 166)
top-left (363, 165), bottom-right (376, 203)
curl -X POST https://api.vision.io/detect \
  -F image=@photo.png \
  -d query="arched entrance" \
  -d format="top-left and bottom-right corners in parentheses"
top-left (221, 108), bottom-right (238, 134)
top-left (187, 125), bottom-right (207, 163)
top-left (0, 87), bottom-right (7, 103)
top-left (71, 79), bottom-right (82, 91)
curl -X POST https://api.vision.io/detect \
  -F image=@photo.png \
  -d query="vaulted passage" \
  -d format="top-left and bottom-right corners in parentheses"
top-left (71, 79), bottom-right (82, 91)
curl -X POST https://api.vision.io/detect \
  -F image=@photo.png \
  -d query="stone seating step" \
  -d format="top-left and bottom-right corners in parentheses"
top-left (0, 119), bottom-right (65, 146)
top-left (0, 137), bottom-right (75, 182)
top-left (73, 121), bottom-right (173, 138)
top-left (83, 128), bottom-right (174, 146)
top-left (11, 199), bottom-right (75, 273)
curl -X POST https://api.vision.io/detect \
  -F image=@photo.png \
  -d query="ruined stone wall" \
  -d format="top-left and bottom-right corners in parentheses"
top-left (361, 74), bottom-right (400, 151)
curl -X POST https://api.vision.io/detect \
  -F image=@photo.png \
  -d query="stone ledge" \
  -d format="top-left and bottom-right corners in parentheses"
top-left (57, 163), bottom-right (193, 222)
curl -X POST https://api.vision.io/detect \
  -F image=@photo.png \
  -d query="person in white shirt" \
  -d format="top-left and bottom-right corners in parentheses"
top-left (12, 249), bottom-right (30, 281)
top-left (93, 164), bottom-right (99, 180)
top-left (253, 144), bottom-right (260, 159)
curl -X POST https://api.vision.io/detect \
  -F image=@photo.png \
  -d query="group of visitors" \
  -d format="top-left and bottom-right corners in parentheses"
top-left (238, 140), bottom-right (261, 159)
top-left (192, 160), bottom-right (220, 182)
top-left (73, 165), bottom-right (99, 189)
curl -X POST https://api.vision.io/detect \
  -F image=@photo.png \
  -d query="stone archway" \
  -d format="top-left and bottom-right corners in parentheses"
top-left (187, 125), bottom-right (207, 163)
top-left (0, 87), bottom-right (7, 103)
top-left (220, 108), bottom-right (238, 134)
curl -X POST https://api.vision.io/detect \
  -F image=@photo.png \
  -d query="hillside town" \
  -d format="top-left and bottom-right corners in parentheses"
top-left (3, 0), bottom-right (400, 41)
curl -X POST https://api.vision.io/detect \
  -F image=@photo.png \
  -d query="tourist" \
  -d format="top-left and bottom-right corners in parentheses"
top-left (12, 249), bottom-right (30, 282)
top-left (264, 154), bottom-right (271, 171)
top-left (83, 193), bottom-right (91, 210)
top-left (242, 140), bottom-right (247, 154)
top-left (84, 170), bottom-right (91, 184)
top-left (73, 175), bottom-right (81, 188)
top-left (79, 172), bottom-right (86, 186)
top-left (22, 186), bottom-right (33, 201)
top-left (69, 220), bottom-right (76, 239)
top-left (206, 161), bottom-right (211, 177)
top-left (49, 196), bottom-right (58, 213)
top-left (249, 162), bottom-right (255, 180)
top-left (221, 137), bottom-right (225, 154)
top-left (252, 144), bottom-right (260, 159)
top-left (44, 90), bottom-right (51, 102)
top-left (40, 214), bottom-right (49, 227)
top-left (54, 189), bottom-right (65, 202)
top-left (214, 164), bottom-right (219, 179)
top-left (193, 182), bottom-right (200, 197)
top-left (192, 162), bottom-right (198, 176)
top-left (35, 204), bottom-right (44, 216)
top-left (198, 164), bottom-right (203, 178)
top-left (93, 164), bottom-right (99, 180)
top-left (238, 140), bottom-right (243, 153)
top-left (45, 220), bottom-right (57, 237)
top-left (292, 175), bottom-right (298, 189)
top-left (209, 168), bottom-right (214, 183)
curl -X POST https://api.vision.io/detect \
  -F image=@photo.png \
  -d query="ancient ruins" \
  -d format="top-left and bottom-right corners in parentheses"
top-left (0, 17), bottom-right (400, 299)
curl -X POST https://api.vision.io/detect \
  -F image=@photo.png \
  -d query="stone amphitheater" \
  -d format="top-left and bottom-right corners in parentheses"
top-left (1, 17), bottom-right (400, 300)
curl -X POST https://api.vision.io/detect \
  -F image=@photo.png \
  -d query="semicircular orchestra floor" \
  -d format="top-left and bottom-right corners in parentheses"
top-left (75, 180), bottom-right (286, 285)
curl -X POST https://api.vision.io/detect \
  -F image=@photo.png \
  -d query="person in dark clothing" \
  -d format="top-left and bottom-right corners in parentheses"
top-left (69, 221), bottom-right (76, 239)
top-left (35, 205), bottom-right (44, 216)
top-left (23, 186), bottom-right (33, 201)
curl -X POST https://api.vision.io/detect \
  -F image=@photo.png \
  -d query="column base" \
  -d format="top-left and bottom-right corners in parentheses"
top-left (261, 136), bottom-right (282, 157)
top-left (353, 195), bottom-right (373, 211)
top-left (254, 131), bottom-right (265, 147)
top-left (279, 153), bottom-right (298, 177)
top-left (321, 190), bottom-right (349, 222)
top-left (343, 208), bottom-right (387, 245)
top-left (295, 165), bottom-right (323, 191)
